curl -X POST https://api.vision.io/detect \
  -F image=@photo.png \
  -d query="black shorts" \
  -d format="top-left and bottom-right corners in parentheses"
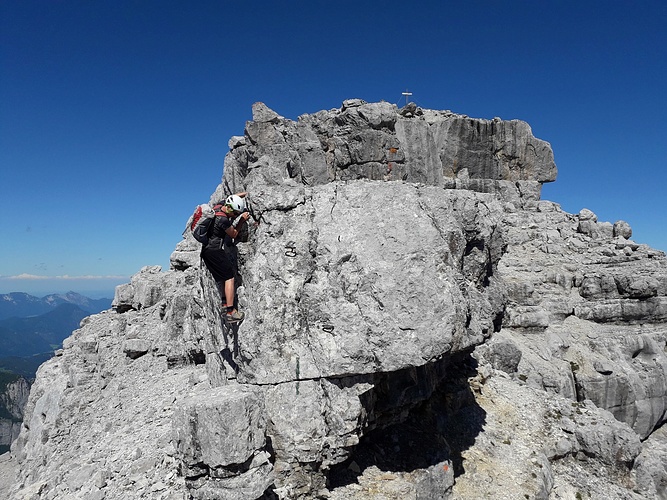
top-left (201, 246), bottom-right (236, 282)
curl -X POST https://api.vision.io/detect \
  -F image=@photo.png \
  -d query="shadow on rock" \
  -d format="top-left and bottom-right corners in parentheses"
top-left (327, 353), bottom-right (485, 488)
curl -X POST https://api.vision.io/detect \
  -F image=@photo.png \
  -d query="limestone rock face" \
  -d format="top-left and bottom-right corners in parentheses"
top-left (0, 377), bottom-right (29, 451)
top-left (493, 206), bottom-right (667, 440)
top-left (234, 182), bottom-right (505, 385)
top-left (217, 100), bottom-right (556, 209)
top-left (172, 385), bottom-right (273, 500)
top-left (3, 100), bottom-right (667, 500)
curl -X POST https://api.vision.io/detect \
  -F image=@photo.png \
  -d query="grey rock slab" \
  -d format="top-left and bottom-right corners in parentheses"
top-left (0, 453), bottom-right (17, 500)
top-left (173, 385), bottom-right (267, 470)
top-left (634, 424), bottom-right (667, 499)
top-left (234, 181), bottom-right (504, 384)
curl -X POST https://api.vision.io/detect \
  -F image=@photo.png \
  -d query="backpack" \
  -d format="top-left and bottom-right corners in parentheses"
top-left (184, 204), bottom-right (217, 243)
top-left (184, 202), bottom-right (252, 245)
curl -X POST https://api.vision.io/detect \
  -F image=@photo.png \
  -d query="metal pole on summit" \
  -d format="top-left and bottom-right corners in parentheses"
top-left (402, 89), bottom-right (413, 105)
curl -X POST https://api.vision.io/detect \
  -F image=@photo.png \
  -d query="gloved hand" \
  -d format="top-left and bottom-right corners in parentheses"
top-left (232, 212), bottom-right (250, 228)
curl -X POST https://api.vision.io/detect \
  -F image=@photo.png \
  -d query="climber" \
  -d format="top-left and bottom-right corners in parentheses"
top-left (200, 192), bottom-right (251, 323)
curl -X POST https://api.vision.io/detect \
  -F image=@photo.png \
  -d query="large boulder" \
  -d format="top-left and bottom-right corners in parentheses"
top-left (234, 181), bottom-right (505, 385)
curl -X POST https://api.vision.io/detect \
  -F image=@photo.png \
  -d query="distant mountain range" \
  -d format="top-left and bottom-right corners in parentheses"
top-left (0, 292), bottom-right (112, 378)
top-left (0, 291), bottom-right (111, 321)
top-left (0, 302), bottom-right (93, 357)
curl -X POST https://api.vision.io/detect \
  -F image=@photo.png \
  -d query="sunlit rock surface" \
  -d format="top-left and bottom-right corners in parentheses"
top-left (2, 100), bottom-right (665, 500)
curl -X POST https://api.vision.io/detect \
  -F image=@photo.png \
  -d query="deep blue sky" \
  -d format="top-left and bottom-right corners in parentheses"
top-left (1, 0), bottom-right (666, 298)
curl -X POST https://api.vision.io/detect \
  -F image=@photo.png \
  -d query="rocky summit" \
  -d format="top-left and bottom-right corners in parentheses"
top-left (2, 99), bottom-right (666, 499)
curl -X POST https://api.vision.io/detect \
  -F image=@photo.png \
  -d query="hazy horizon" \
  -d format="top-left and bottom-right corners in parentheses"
top-left (0, 278), bottom-right (125, 299)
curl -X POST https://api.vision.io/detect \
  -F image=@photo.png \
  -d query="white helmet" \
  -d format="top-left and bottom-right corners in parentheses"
top-left (225, 194), bottom-right (246, 212)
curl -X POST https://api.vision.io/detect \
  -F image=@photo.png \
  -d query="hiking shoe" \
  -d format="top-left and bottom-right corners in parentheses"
top-left (225, 309), bottom-right (245, 323)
